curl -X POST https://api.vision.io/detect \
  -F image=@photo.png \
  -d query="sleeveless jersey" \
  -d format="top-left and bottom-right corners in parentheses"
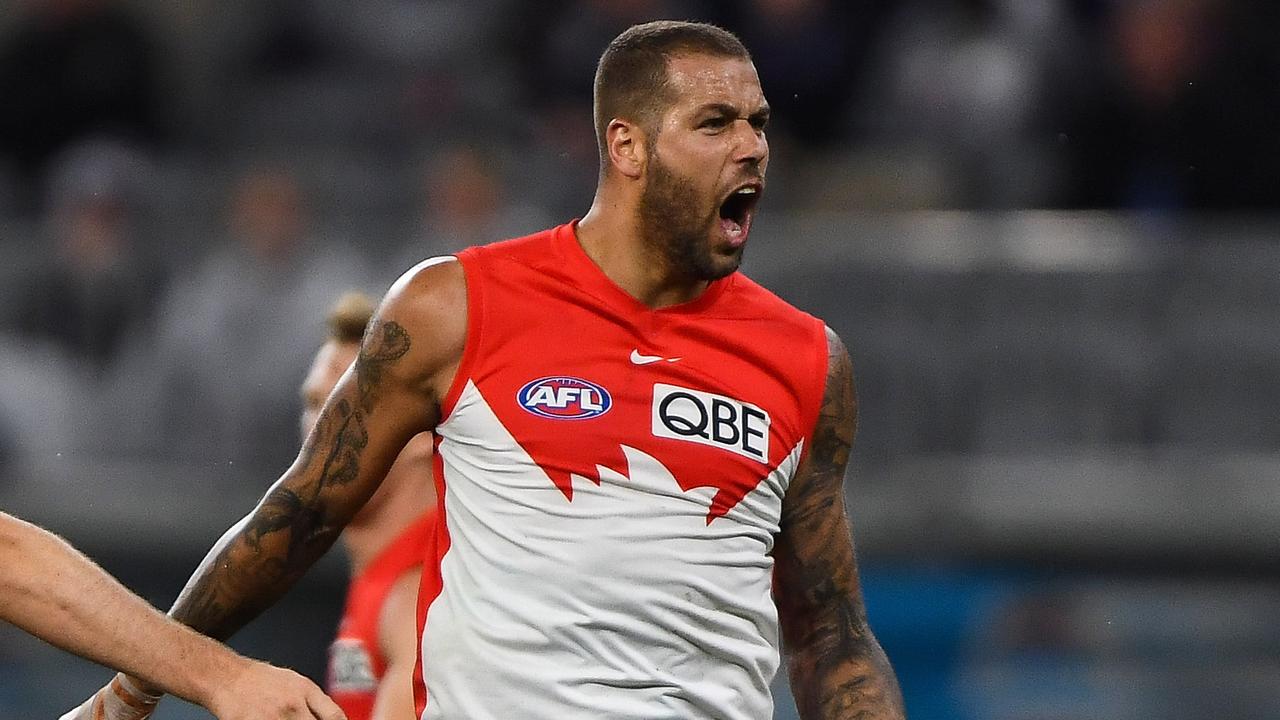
top-left (414, 222), bottom-right (829, 720)
top-left (327, 511), bottom-right (434, 720)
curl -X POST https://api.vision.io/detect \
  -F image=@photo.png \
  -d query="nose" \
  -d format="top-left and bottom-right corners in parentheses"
top-left (733, 120), bottom-right (768, 166)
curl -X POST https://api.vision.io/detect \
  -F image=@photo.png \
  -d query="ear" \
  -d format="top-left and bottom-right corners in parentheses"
top-left (604, 118), bottom-right (645, 180)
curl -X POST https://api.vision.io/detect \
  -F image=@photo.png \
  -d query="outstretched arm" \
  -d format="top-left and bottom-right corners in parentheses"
top-left (773, 327), bottom-right (906, 719)
top-left (0, 512), bottom-right (344, 720)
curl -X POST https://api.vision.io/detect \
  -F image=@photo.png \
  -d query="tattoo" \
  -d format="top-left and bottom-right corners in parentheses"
top-left (775, 328), bottom-right (905, 719)
top-left (357, 321), bottom-right (411, 411)
top-left (313, 398), bottom-right (369, 487)
top-left (171, 320), bottom-right (413, 639)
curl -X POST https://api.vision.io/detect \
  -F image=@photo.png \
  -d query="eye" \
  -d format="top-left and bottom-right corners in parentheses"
top-left (699, 116), bottom-right (730, 131)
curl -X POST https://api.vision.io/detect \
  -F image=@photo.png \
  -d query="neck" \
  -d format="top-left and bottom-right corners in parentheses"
top-left (340, 479), bottom-right (429, 576)
top-left (577, 190), bottom-right (709, 309)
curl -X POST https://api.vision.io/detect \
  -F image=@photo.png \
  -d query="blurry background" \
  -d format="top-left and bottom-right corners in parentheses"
top-left (1, 0), bottom-right (1278, 718)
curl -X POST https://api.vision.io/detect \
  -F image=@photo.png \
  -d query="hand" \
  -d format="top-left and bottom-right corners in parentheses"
top-left (207, 659), bottom-right (346, 720)
top-left (59, 674), bottom-right (161, 720)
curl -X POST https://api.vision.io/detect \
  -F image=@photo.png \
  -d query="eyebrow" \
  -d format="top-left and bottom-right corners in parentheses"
top-left (698, 102), bottom-right (771, 120)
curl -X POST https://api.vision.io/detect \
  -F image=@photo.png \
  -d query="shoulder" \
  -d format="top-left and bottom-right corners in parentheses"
top-left (822, 325), bottom-right (853, 394)
top-left (365, 257), bottom-right (467, 395)
top-left (822, 324), bottom-right (849, 363)
top-left (724, 275), bottom-right (843, 437)
top-left (729, 272), bottom-right (826, 332)
top-left (456, 224), bottom-right (565, 272)
top-left (386, 255), bottom-right (466, 310)
top-left (384, 225), bottom-right (562, 330)
top-left (727, 272), bottom-right (831, 380)
top-left (816, 323), bottom-right (856, 433)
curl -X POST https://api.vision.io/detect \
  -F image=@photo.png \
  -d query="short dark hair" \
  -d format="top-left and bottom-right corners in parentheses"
top-left (326, 291), bottom-right (375, 345)
top-left (593, 21), bottom-right (751, 164)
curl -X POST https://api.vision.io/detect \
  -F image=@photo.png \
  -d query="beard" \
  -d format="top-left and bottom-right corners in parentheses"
top-left (637, 151), bottom-right (743, 282)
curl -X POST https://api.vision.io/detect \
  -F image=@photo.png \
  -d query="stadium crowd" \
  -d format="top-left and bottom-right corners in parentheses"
top-left (2, 3), bottom-right (1279, 719)
top-left (1, 0), bottom-right (1276, 471)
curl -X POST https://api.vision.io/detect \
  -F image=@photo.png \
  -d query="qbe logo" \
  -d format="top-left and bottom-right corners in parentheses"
top-left (518, 376), bottom-right (613, 420)
top-left (651, 383), bottom-right (770, 463)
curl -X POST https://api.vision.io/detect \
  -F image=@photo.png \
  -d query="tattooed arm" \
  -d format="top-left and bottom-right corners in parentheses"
top-left (774, 327), bottom-right (906, 720)
top-left (134, 259), bottom-right (467, 693)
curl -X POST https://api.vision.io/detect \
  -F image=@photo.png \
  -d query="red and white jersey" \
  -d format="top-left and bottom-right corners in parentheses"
top-left (414, 222), bottom-right (829, 720)
top-left (328, 511), bottom-right (434, 720)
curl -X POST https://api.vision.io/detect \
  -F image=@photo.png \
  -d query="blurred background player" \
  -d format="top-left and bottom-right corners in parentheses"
top-left (302, 291), bottom-right (437, 720)
top-left (0, 511), bottom-right (344, 720)
top-left (143, 162), bottom-right (373, 466)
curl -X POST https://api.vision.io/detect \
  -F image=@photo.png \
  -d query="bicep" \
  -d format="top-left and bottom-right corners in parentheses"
top-left (774, 327), bottom-right (868, 641)
top-left (256, 259), bottom-right (465, 535)
top-left (282, 349), bottom-right (432, 528)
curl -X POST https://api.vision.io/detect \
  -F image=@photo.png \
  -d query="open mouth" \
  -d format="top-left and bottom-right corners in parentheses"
top-left (718, 183), bottom-right (762, 245)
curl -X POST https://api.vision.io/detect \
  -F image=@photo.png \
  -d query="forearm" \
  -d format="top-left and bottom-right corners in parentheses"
top-left (0, 515), bottom-right (245, 707)
top-left (102, 493), bottom-right (343, 699)
top-left (167, 482), bottom-right (346, 638)
top-left (162, 313), bottom-right (427, 639)
top-left (786, 623), bottom-right (905, 720)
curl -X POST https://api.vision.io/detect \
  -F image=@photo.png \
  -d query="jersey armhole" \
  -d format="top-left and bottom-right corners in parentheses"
top-left (437, 248), bottom-right (483, 422)
top-left (796, 318), bottom-right (831, 467)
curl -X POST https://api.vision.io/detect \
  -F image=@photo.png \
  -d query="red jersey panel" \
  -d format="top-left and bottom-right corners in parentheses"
top-left (327, 511), bottom-right (434, 720)
top-left (414, 222), bottom-right (829, 720)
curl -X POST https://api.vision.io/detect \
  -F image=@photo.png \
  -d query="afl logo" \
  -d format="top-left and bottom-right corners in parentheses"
top-left (518, 376), bottom-right (613, 420)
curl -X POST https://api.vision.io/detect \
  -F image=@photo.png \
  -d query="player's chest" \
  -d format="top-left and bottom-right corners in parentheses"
top-left (470, 310), bottom-right (805, 481)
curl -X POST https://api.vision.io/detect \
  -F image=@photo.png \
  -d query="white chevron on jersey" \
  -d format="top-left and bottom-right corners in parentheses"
top-left (421, 380), bottom-right (804, 720)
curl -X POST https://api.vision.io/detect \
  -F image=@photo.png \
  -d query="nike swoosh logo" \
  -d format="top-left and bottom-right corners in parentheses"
top-left (630, 349), bottom-right (680, 365)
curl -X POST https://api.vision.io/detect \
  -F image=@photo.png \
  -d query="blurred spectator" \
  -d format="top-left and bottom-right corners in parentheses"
top-left (330, 0), bottom-right (514, 69)
top-left (1186, 0), bottom-right (1280, 208)
top-left (735, 0), bottom-right (888, 148)
top-left (0, 335), bottom-right (79, 463)
top-left (1055, 0), bottom-right (1280, 210)
top-left (140, 164), bottom-right (372, 466)
top-left (1058, 0), bottom-right (1226, 209)
top-left (520, 0), bottom-right (718, 110)
top-left (7, 139), bottom-right (160, 374)
top-left (392, 143), bottom-right (550, 273)
top-left (239, 0), bottom-right (331, 78)
top-left (0, 0), bottom-right (162, 212)
top-left (847, 0), bottom-right (1082, 209)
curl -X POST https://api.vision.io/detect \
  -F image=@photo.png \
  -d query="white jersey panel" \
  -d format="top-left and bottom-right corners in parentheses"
top-left (421, 380), bottom-right (803, 720)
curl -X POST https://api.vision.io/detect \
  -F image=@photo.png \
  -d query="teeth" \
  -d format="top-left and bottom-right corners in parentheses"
top-left (736, 187), bottom-right (758, 195)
